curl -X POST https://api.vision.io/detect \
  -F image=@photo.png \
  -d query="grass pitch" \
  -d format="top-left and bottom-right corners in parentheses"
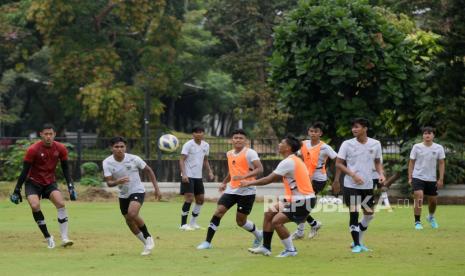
top-left (1, 198), bottom-right (464, 276)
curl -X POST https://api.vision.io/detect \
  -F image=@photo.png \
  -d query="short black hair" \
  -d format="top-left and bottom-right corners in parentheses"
top-left (110, 136), bottom-right (127, 146)
top-left (351, 117), bottom-right (370, 128)
top-left (41, 123), bottom-right (56, 132)
top-left (421, 126), bottom-right (435, 134)
top-left (192, 126), bottom-right (205, 133)
top-left (284, 135), bottom-right (301, 153)
top-left (309, 121), bottom-right (325, 130)
top-left (231, 129), bottom-right (247, 137)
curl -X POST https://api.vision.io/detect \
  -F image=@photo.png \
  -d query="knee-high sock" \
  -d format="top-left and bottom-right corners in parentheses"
top-left (358, 214), bottom-right (374, 245)
top-left (349, 211), bottom-right (360, 246)
top-left (139, 224), bottom-right (151, 239)
top-left (281, 236), bottom-right (296, 251)
top-left (206, 215), bottom-right (221, 243)
top-left (57, 207), bottom-right (69, 240)
top-left (190, 204), bottom-right (203, 225)
top-left (263, 231), bottom-right (274, 250)
top-left (241, 220), bottom-right (261, 239)
top-left (33, 210), bottom-right (50, 238)
top-left (181, 202), bottom-right (192, 226)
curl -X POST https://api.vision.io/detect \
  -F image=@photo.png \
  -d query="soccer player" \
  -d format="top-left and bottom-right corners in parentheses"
top-left (196, 129), bottom-right (263, 250)
top-left (334, 118), bottom-right (385, 253)
top-left (242, 135), bottom-right (316, 258)
top-left (103, 136), bottom-right (162, 256)
top-left (179, 126), bottom-right (214, 230)
top-left (10, 123), bottom-right (76, 249)
top-left (292, 121), bottom-right (338, 239)
top-left (408, 126), bottom-right (445, 230)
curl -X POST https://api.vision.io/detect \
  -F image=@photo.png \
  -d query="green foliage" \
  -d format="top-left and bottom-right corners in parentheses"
top-left (80, 162), bottom-right (101, 186)
top-left (2, 139), bottom-right (35, 180)
top-left (270, 0), bottom-right (422, 140)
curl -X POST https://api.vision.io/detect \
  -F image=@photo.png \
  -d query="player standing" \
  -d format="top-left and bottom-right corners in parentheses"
top-left (408, 127), bottom-right (445, 230)
top-left (334, 118), bottom-right (385, 253)
top-left (10, 123), bottom-right (76, 248)
top-left (197, 129), bottom-right (263, 250)
top-left (103, 136), bottom-right (161, 255)
top-left (179, 126), bottom-right (214, 230)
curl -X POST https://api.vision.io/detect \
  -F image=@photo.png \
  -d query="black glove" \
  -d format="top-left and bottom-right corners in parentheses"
top-left (68, 183), bottom-right (77, 201)
top-left (10, 189), bottom-right (22, 204)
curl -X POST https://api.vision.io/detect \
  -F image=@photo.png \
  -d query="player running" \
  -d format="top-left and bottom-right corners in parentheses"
top-left (408, 126), bottom-right (445, 230)
top-left (197, 129), bottom-right (263, 250)
top-left (10, 123), bottom-right (76, 249)
top-left (103, 136), bottom-right (161, 256)
top-left (242, 135), bottom-right (316, 257)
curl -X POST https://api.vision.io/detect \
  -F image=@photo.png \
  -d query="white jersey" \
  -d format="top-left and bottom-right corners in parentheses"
top-left (337, 138), bottom-right (382, 190)
top-left (181, 139), bottom-right (210, 179)
top-left (410, 142), bottom-right (445, 181)
top-left (103, 153), bottom-right (147, 198)
top-left (225, 148), bottom-right (260, 196)
top-left (301, 140), bottom-right (337, 181)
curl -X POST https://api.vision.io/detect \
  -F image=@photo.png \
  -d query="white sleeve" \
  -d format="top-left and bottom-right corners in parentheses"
top-left (102, 161), bottom-right (112, 177)
top-left (337, 141), bottom-right (348, 160)
top-left (205, 143), bottom-right (210, 157)
top-left (273, 159), bottom-right (293, 176)
top-left (326, 145), bottom-right (338, 159)
top-left (135, 156), bottom-right (147, 170)
top-left (438, 145), bottom-right (446, 159)
top-left (246, 149), bottom-right (260, 162)
top-left (409, 145), bottom-right (417, 160)
top-left (181, 142), bottom-right (190, 155)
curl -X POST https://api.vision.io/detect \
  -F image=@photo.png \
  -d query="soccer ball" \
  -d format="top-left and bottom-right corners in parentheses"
top-left (158, 134), bottom-right (179, 153)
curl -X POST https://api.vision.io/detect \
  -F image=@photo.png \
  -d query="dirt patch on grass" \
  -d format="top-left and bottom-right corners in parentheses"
top-left (77, 187), bottom-right (117, 202)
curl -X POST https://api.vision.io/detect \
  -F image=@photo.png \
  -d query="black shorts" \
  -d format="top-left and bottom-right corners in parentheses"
top-left (282, 198), bottom-right (316, 224)
top-left (343, 187), bottom-right (375, 212)
top-left (412, 178), bottom-right (438, 196)
top-left (180, 178), bottom-right (205, 196)
top-left (312, 180), bottom-right (327, 194)
top-left (119, 193), bottom-right (145, 215)
top-left (25, 181), bottom-right (59, 199)
top-left (217, 193), bottom-right (255, 215)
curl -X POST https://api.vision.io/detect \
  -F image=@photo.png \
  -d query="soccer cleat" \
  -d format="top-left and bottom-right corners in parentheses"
top-left (351, 245), bottom-right (362, 253)
top-left (291, 230), bottom-right (304, 240)
top-left (427, 217), bottom-right (439, 229)
top-left (308, 221), bottom-right (322, 239)
top-left (179, 224), bottom-right (194, 231)
top-left (251, 230), bottom-right (263, 248)
top-left (248, 245), bottom-right (271, 256)
top-left (145, 236), bottom-right (155, 250)
top-left (61, 239), bottom-right (74, 248)
top-left (415, 222), bottom-right (423, 230)
top-left (46, 236), bottom-right (55, 249)
top-left (196, 241), bottom-right (212, 250)
top-left (189, 223), bottom-right (202, 230)
top-left (276, 249), bottom-right (298, 258)
top-left (141, 247), bottom-right (152, 256)
top-left (360, 245), bottom-right (371, 252)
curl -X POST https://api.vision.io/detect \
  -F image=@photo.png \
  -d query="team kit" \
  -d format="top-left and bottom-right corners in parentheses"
top-left (9, 120), bottom-right (445, 257)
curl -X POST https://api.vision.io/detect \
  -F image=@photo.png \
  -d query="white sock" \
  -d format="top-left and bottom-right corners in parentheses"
top-left (57, 207), bottom-right (69, 240)
top-left (359, 215), bottom-right (374, 245)
top-left (242, 220), bottom-right (261, 239)
top-left (381, 192), bottom-right (390, 206)
top-left (136, 232), bottom-right (146, 244)
top-left (428, 214), bottom-right (434, 220)
top-left (190, 204), bottom-right (203, 225)
top-left (281, 236), bottom-right (295, 251)
top-left (297, 223), bottom-right (305, 233)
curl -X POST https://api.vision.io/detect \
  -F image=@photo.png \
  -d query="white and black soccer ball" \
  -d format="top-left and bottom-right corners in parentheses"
top-left (158, 134), bottom-right (179, 153)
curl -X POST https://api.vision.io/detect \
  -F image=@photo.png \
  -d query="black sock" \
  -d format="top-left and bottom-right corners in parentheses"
top-left (181, 202), bottom-right (192, 225)
top-left (349, 212), bottom-right (360, 246)
top-left (415, 215), bottom-right (421, 223)
top-left (32, 211), bottom-right (50, 238)
top-left (139, 224), bottom-right (151, 239)
top-left (358, 222), bottom-right (367, 231)
top-left (206, 215), bottom-right (221, 243)
top-left (307, 215), bottom-right (317, 226)
top-left (263, 231), bottom-right (274, 250)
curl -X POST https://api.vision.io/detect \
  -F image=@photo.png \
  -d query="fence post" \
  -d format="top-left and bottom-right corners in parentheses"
top-left (75, 129), bottom-right (82, 181)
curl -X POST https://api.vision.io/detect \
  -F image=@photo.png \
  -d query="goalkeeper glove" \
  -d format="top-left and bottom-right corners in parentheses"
top-left (68, 183), bottom-right (77, 201)
top-left (10, 189), bottom-right (22, 204)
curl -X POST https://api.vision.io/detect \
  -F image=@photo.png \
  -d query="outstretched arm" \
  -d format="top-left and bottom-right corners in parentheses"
top-left (240, 172), bottom-right (281, 187)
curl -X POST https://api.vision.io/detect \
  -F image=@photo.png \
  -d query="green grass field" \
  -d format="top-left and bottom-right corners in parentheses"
top-left (1, 198), bottom-right (464, 276)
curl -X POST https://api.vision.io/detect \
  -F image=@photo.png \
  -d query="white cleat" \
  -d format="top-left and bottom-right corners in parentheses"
top-left (141, 247), bottom-right (152, 256)
top-left (276, 249), bottom-right (298, 258)
top-left (46, 236), bottom-right (55, 249)
top-left (61, 239), bottom-right (74, 248)
top-left (308, 221), bottom-right (322, 239)
top-left (145, 236), bottom-right (155, 250)
top-left (179, 224), bottom-right (194, 231)
top-left (248, 245), bottom-right (271, 256)
top-left (196, 241), bottom-right (212, 250)
top-left (291, 230), bottom-right (305, 240)
top-left (189, 223), bottom-right (202, 230)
